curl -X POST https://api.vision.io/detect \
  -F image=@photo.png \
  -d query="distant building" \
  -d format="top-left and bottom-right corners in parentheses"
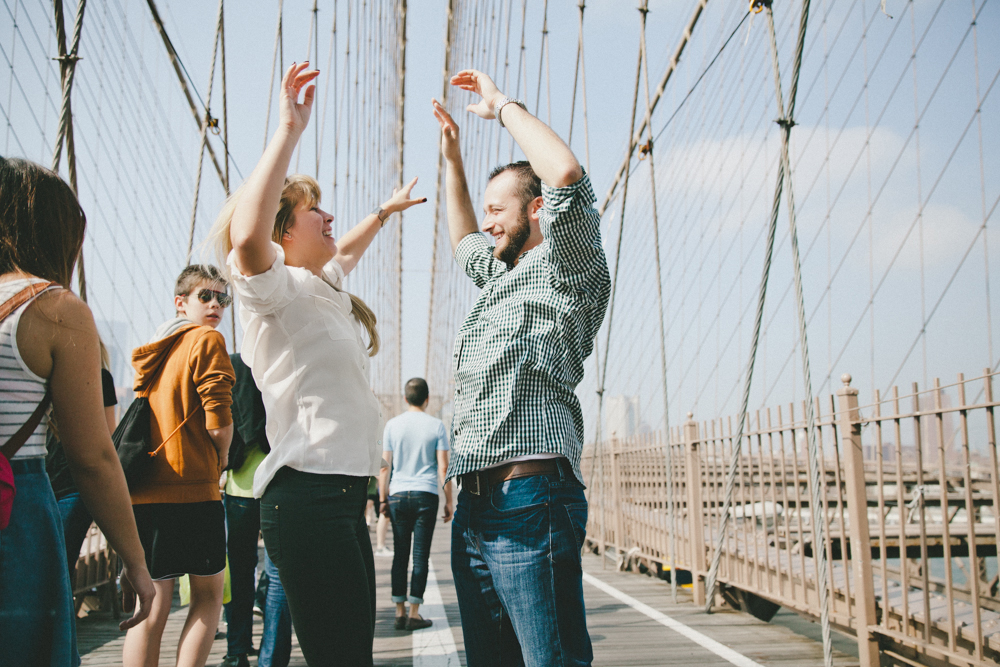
top-left (607, 395), bottom-right (641, 439)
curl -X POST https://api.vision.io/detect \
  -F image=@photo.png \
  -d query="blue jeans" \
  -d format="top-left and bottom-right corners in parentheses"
top-left (451, 466), bottom-right (592, 667)
top-left (56, 492), bottom-right (93, 587)
top-left (0, 458), bottom-right (80, 667)
top-left (258, 551), bottom-right (292, 667)
top-left (223, 494), bottom-right (259, 656)
top-left (387, 491), bottom-right (438, 603)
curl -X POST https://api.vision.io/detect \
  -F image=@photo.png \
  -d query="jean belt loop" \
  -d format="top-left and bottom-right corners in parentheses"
top-left (557, 457), bottom-right (566, 482)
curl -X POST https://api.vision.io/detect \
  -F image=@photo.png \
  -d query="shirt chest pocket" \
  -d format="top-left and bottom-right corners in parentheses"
top-left (311, 293), bottom-right (358, 343)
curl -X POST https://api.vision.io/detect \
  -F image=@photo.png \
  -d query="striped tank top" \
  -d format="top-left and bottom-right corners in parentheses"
top-left (0, 278), bottom-right (56, 460)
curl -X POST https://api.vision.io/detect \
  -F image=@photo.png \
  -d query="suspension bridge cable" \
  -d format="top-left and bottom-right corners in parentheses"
top-left (424, 0), bottom-right (455, 380)
top-left (50, 0), bottom-right (87, 299)
top-left (396, 0), bottom-right (406, 402)
top-left (145, 0), bottom-right (226, 190)
top-left (593, 14), bottom-right (644, 568)
top-left (263, 0), bottom-right (283, 154)
top-left (972, 0), bottom-right (993, 370)
top-left (185, 0), bottom-right (224, 264)
top-left (596, 0), bottom-right (711, 218)
top-left (759, 2), bottom-right (993, 403)
top-left (637, 0), bottom-right (677, 604)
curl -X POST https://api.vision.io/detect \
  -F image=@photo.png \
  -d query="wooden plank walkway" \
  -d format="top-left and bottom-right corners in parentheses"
top-left (78, 517), bottom-right (859, 666)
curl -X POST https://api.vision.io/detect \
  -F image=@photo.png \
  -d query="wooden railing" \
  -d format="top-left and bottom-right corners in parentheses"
top-left (582, 370), bottom-right (1000, 667)
top-left (71, 523), bottom-right (117, 608)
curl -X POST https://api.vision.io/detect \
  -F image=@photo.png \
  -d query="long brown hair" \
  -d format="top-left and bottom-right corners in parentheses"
top-left (211, 174), bottom-right (380, 357)
top-left (0, 157), bottom-right (86, 286)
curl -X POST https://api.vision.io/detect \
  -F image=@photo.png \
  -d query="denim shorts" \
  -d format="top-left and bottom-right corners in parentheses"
top-left (0, 457), bottom-right (80, 667)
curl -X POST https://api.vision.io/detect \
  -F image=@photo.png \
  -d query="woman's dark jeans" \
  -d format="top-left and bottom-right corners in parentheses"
top-left (260, 467), bottom-right (375, 667)
top-left (387, 491), bottom-right (439, 604)
top-left (223, 494), bottom-right (259, 657)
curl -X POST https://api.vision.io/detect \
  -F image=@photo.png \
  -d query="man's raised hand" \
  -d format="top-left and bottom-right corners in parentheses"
top-left (432, 99), bottom-right (462, 162)
top-left (279, 62), bottom-right (320, 135)
top-left (450, 69), bottom-right (504, 120)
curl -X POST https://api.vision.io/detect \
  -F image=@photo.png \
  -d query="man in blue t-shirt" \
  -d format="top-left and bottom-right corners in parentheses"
top-left (379, 378), bottom-right (452, 631)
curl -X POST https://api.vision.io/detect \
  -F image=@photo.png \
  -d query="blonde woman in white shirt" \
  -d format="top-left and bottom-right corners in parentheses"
top-left (210, 62), bottom-right (425, 666)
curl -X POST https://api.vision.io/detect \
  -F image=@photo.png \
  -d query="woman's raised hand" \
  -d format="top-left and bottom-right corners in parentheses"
top-left (382, 177), bottom-right (427, 216)
top-left (280, 62), bottom-right (320, 134)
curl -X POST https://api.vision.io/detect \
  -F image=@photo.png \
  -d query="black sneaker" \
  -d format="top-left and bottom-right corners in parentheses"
top-left (218, 655), bottom-right (250, 667)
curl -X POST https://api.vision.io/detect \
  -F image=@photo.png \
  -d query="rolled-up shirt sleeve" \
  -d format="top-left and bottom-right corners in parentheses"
top-left (455, 232), bottom-right (507, 288)
top-left (322, 256), bottom-right (347, 289)
top-left (227, 243), bottom-right (306, 315)
top-left (539, 173), bottom-right (604, 292)
top-left (190, 329), bottom-right (235, 430)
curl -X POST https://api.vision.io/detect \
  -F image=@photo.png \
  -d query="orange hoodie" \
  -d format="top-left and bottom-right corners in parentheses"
top-left (129, 323), bottom-right (235, 505)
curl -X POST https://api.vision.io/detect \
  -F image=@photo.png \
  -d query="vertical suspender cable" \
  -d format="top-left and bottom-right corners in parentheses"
top-left (314, 0), bottom-right (320, 178)
top-left (509, 0), bottom-right (527, 163)
top-left (769, 2), bottom-right (831, 663)
top-left (592, 18), bottom-right (643, 567)
top-left (219, 0), bottom-right (235, 343)
top-left (424, 0), bottom-right (455, 379)
top-left (263, 0), bottom-right (284, 154)
top-left (567, 1), bottom-right (584, 148)
top-left (638, 0), bottom-right (676, 604)
top-left (220, 5), bottom-right (229, 195)
top-left (596, 0), bottom-right (708, 218)
top-left (331, 1), bottom-right (339, 216)
top-left (186, 0), bottom-right (224, 264)
top-left (396, 0), bottom-right (407, 405)
top-left (51, 0), bottom-right (88, 299)
top-left (146, 0), bottom-right (227, 190)
top-left (296, 1), bottom-right (319, 174)
top-left (701, 3), bottom-right (830, 666)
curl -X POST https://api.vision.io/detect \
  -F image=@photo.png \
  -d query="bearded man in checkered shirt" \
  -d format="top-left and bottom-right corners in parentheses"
top-left (432, 69), bottom-right (610, 667)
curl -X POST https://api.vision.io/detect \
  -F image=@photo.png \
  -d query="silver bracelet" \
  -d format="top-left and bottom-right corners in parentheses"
top-left (371, 206), bottom-right (389, 226)
top-left (493, 97), bottom-right (527, 128)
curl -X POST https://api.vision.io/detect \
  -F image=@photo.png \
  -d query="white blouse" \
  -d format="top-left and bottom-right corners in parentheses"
top-left (228, 244), bottom-right (384, 498)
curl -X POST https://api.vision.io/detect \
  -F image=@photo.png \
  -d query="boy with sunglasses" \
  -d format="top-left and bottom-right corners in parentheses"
top-left (123, 264), bottom-right (236, 667)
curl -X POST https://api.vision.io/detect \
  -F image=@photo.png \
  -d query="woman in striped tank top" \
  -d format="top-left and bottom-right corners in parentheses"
top-left (0, 157), bottom-right (155, 666)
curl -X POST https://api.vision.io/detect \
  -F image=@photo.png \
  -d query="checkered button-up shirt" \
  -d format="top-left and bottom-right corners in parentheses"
top-left (447, 173), bottom-right (610, 484)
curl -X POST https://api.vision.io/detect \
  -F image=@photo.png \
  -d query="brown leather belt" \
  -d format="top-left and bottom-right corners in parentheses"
top-left (458, 458), bottom-right (565, 496)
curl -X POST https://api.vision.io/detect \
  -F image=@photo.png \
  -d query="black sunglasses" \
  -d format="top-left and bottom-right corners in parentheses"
top-left (184, 288), bottom-right (232, 308)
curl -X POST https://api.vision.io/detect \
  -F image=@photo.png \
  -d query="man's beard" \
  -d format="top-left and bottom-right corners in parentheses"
top-left (494, 209), bottom-right (531, 266)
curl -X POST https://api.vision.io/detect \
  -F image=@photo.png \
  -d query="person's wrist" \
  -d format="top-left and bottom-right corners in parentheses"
top-left (487, 91), bottom-right (506, 112)
top-left (122, 558), bottom-right (149, 577)
top-left (276, 124), bottom-right (304, 143)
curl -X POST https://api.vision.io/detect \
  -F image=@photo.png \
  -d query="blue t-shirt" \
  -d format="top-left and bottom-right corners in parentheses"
top-left (383, 411), bottom-right (450, 495)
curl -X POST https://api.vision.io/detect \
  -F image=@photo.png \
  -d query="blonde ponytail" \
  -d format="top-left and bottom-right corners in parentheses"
top-left (349, 293), bottom-right (380, 357)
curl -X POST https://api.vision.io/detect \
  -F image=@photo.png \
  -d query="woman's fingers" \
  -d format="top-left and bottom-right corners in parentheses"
top-left (302, 83), bottom-right (316, 108)
top-left (117, 565), bottom-right (155, 631)
top-left (293, 69), bottom-right (320, 89)
top-left (283, 62), bottom-right (319, 98)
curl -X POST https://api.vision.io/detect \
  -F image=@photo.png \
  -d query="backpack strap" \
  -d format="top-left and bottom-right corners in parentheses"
top-left (0, 281), bottom-right (57, 460)
top-left (0, 281), bottom-right (54, 321)
top-left (1, 389), bottom-right (52, 460)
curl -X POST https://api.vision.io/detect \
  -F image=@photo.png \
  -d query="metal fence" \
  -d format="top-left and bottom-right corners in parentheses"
top-left (583, 369), bottom-right (1000, 667)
